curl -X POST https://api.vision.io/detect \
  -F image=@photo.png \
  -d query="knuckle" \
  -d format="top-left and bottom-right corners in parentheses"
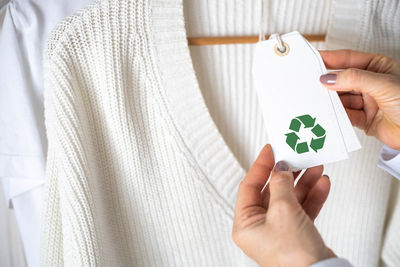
top-left (379, 55), bottom-right (394, 70)
top-left (271, 200), bottom-right (293, 214)
top-left (375, 54), bottom-right (392, 66)
top-left (268, 200), bottom-right (299, 223)
top-left (345, 68), bottom-right (361, 84)
top-left (270, 171), bottom-right (292, 183)
top-left (344, 49), bottom-right (354, 65)
top-left (379, 55), bottom-right (392, 66)
top-left (371, 54), bottom-right (399, 74)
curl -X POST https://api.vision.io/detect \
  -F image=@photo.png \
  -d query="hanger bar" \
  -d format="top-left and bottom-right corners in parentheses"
top-left (188, 34), bottom-right (326, 46)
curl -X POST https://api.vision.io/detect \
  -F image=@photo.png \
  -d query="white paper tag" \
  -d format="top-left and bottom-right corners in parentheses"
top-left (252, 31), bottom-right (361, 171)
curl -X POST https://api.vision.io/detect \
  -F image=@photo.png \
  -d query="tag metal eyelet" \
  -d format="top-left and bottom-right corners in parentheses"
top-left (274, 42), bottom-right (290, 56)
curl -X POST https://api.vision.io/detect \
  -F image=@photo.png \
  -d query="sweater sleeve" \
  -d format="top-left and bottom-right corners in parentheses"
top-left (40, 132), bottom-right (64, 266)
top-left (41, 50), bottom-right (66, 265)
top-left (41, 31), bottom-right (101, 266)
top-left (378, 145), bottom-right (400, 180)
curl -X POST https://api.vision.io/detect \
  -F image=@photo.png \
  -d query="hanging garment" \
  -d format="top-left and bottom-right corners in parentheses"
top-left (40, 0), bottom-right (400, 266)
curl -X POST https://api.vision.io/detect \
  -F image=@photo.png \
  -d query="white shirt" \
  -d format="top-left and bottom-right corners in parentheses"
top-left (0, 1), bottom-right (93, 266)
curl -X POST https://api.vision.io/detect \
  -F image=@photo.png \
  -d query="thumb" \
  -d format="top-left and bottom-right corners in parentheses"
top-left (268, 161), bottom-right (297, 205)
top-left (320, 69), bottom-right (395, 101)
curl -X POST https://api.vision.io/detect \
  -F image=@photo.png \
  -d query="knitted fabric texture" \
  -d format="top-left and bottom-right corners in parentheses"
top-left (42, 0), bottom-right (250, 265)
top-left (42, 0), bottom-right (400, 266)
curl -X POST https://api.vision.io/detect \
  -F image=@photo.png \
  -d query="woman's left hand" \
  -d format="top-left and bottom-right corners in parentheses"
top-left (319, 50), bottom-right (400, 149)
top-left (232, 144), bottom-right (335, 267)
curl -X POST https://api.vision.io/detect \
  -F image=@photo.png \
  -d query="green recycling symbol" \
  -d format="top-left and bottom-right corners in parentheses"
top-left (285, 114), bottom-right (326, 154)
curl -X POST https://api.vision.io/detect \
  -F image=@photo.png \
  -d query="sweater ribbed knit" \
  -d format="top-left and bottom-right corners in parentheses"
top-left (42, 0), bottom-right (400, 266)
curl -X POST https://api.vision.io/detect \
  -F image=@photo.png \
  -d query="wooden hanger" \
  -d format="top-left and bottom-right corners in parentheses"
top-left (188, 34), bottom-right (325, 46)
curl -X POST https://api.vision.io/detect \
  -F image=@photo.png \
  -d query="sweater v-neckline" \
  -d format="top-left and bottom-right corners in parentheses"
top-left (149, 0), bottom-right (364, 208)
top-left (150, 0), bottom-right (247, 208)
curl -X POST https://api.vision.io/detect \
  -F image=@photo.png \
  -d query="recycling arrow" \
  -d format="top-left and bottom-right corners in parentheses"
top-left (296, 141), bottom-right (309, 154)
top-left (285, 114), bottom-right (326, 154)
top-left (310, 136), bottom-right (326, 152)
top-left (285, 132), bottom-right (299, 150)
top-left (296, 115), bottom-right (316, 128)
top-left (310, 123), bottom-right (326, 152)
top-left (289, 114), bottom-right (316, 132)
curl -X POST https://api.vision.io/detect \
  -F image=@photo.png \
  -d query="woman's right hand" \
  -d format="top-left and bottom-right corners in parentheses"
top-left (319, 50), bottom-right (400, 150)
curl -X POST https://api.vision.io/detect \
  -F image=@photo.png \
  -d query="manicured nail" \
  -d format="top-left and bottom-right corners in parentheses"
top-left (320, 73), bottom-right (337, 85)
top-left (274, 161), bottom-right (289, 172)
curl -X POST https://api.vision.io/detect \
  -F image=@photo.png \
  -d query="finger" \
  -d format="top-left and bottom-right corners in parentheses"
top-left (320, 69), bottom-right (395, 102)
top-left (319, 50), bottom-right (377, 70)
top-left (303, 175), bottom-right (331, 221)
top-left (294, 165), bottom-right (324, 204)
top-left (345, 108), bottom-right (367, 129)
top-left (320, 50), bottom-right (400, 75)
top-left (339, 94), bottom-right (364, 110)
top-left (263, 169), bottom-right (302, 208)
top-left (268, 161), bottom-right (297, 206)
top-left (235, 144), bottom-right (274, 214)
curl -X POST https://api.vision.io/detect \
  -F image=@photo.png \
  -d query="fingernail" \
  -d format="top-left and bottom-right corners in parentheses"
top-left (323, 174), bottom-right (330, 179)
top-left (274, 161), bottom-right (289, 172)
top-left (320, 73), bottom-right (337, 85)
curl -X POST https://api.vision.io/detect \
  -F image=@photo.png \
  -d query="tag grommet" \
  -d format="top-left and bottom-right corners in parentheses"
top-left (274, 42), bottom-right (290, 56)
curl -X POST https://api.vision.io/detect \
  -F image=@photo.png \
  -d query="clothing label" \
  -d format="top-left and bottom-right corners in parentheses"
top-left (252, 31), bottom-right (361, 171)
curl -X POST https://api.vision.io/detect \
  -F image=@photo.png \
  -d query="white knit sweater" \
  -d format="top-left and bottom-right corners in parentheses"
top-left (42, 0), bottom-right (400, 266)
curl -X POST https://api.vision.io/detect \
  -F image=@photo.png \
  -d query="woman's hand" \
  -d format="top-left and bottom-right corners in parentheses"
top-left (232, 144), bottom-right (334, 267)
top-left (319, 50), bottom-right (400, 150)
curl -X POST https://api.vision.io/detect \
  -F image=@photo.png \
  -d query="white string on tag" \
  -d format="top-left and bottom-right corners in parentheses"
top-left (258, 0), bottom-right (288, 56)
top-left (270, 33), bottom-right (289, 56)
top-left (258, 0), bottom-right (266, 41)
top-left (274, 34), bottom-right (285, 53)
